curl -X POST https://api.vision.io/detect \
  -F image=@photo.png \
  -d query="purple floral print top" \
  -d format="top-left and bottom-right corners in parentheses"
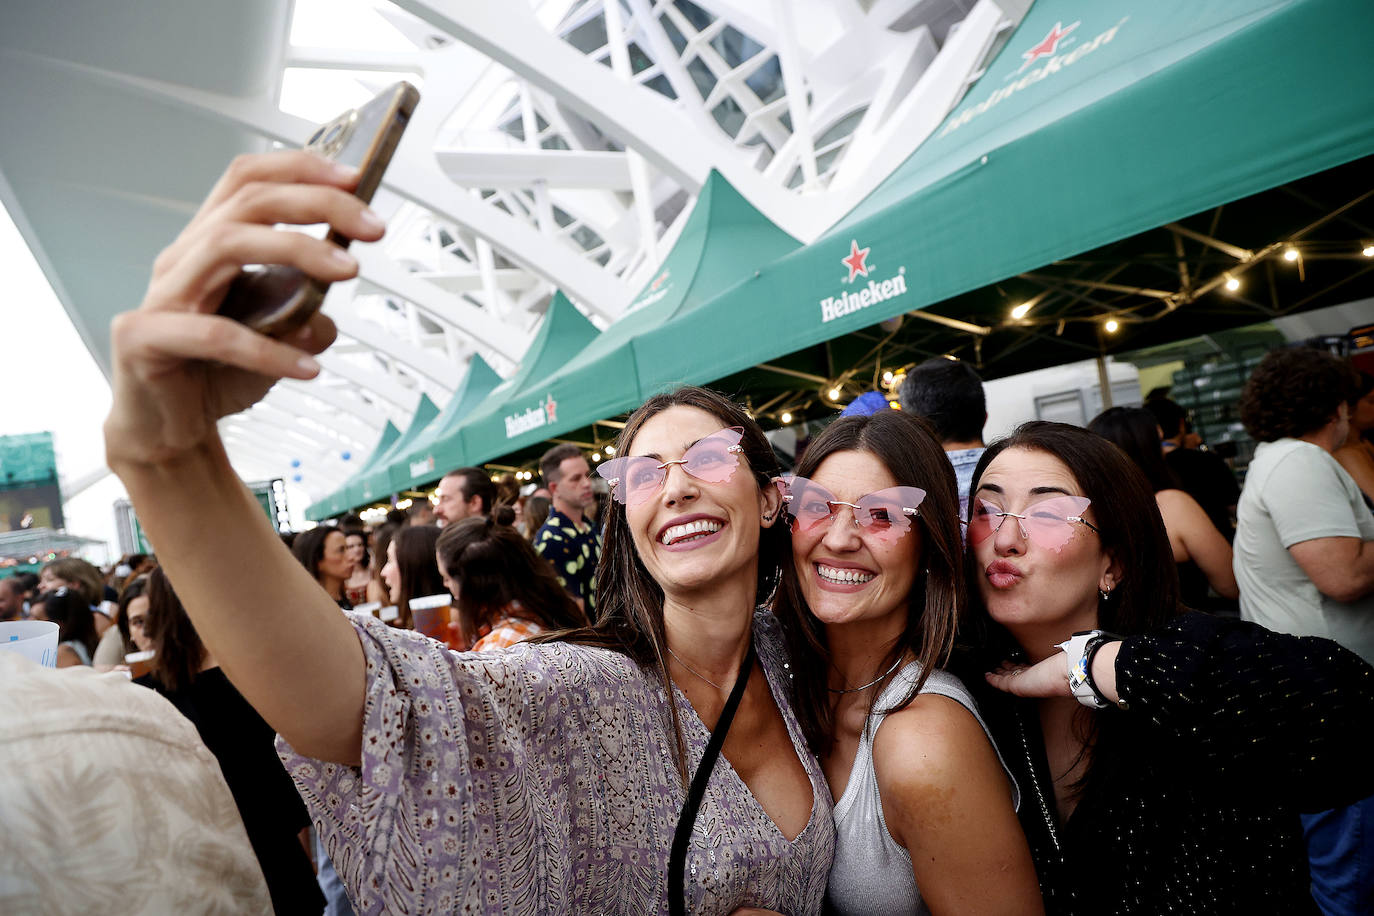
top-left (278, 611), bottom-right (834, 915)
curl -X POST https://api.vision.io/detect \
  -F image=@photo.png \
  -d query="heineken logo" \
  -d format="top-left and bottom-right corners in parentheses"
top-left (820, 240), bottom-right (908, 324)
top-left (628, 269), bottom-right (673, 312)
top-left (939, 16), bottom-right (1128, 138)
top-left (504, 393), bottom-right (558, 438)
top-left (409, 455), bottom-right (435, 478)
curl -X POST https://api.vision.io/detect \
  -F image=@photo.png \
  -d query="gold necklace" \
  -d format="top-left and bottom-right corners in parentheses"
top-left (667, 645), bottom-right (730, 690)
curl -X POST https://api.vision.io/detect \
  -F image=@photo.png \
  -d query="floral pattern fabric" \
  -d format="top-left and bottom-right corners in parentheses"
top-left (278, 611), bottom-right (833, 915)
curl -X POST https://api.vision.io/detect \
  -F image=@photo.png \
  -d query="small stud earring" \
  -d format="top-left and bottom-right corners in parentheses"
top-left (1099, 587), bottom-right (1112, 601)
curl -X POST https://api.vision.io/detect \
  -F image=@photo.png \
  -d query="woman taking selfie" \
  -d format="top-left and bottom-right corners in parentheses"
top-left (103, 151), bottom-right (831, 915)
top-left (435, 515), bottom-right (587, 650)
top-left (780, 411), bottom-right (1040, 915)
top-left (960, 422), bottom-right (1374, 913)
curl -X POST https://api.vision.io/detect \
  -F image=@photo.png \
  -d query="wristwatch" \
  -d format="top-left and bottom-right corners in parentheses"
top-left (1056, 630), bottom-right (1125, 709)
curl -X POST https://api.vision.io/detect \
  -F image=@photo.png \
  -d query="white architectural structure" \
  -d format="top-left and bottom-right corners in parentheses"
top-left (1, 0), bottom-right (1030, 500)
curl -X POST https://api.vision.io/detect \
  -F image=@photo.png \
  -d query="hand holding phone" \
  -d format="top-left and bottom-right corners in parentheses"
top-left (217, 82), bottom-right (419, 337)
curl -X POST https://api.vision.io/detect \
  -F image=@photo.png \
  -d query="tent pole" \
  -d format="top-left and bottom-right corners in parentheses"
top-left (1096, 353), bottom-right (1114, 411)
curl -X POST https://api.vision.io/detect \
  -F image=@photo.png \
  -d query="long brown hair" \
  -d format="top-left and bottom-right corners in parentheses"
top-left (540, 386), bottom-right (795, 781)
top-left (777, 410), bottom-right (965, 753)
top-left (437, 517), bottom-right (587, 644)
top-left (964, 422), bottom-right (1182, 788)
top-left (391, 524), bottom-right (444, 630)
top-left (144, 566), bottom-right (207, 693)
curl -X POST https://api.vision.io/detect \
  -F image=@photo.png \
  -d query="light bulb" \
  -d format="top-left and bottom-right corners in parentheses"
top-left (592, 452), bottom-right (601, 462)
top-left (604, 445), bottom-right (615, 455)
top-left (882, 371), bottom-right (893, 384)
top-left (1363, 245), bottom-right (1374, 258)
top-left (1010, 302), bottom-right (1032, 320)
top-left (1283, 247), bottom-right (1299, 262)
top-left (828, 387), bottom-right (841, 401)
top-left (780, 412), bottom-right (793, 424)
top-left (1104, 318), bottom-right (1120, 334)
top-left (1225, 275), bottom-right (1240, 292)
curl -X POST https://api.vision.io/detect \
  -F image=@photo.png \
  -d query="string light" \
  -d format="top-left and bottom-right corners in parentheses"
top-left (1363, 244), bottom-right (1374, 258)
top-left (881, 370), bottom-right (893, 384)
top-left (780, 411), bottom-right (793, 424)
top-left (604, 445), bottom-right (615, 455)
top-left (1010, 302), bottom-right (1032, 320)
top-left (591, 452), bottom-right (601, 462)
top-left (1104, 318), bottom-right (1120, 334)
top-left (1283, 247), bottom-right (1299, 262)
top-left (396, 498), bottom-right (413, 509)
top-left (1224, 274), bottom-right (1240, 292)
top-left (828, 387), bottom-right (841, 401)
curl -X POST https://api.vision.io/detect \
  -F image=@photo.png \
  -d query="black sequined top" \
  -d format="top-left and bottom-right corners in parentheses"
top-left (960, 612), bottom-right (1374, 915)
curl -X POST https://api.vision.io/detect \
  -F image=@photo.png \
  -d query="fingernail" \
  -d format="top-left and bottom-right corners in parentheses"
top-left (297, 354), bottom-right (320, 375)
top-left (359, 208), bottom-right (385, 232)
top-left (329, 246), bottom-right (358, 269)
top-left (331, 162), bottom-right (359, 181)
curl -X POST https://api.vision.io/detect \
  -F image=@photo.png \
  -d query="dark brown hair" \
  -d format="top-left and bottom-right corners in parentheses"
top-left (290, 526), bottom-right (341, 583)
top-left (966, 421), bottom-right (1180, 643)
top-left (41, 557), bottom-right (104, 606)
top-left (1239, 346), bottom-right (1359, 442)
top-left (777, 410), bottom-right (965, 753)
top-left (1087, 406), bottom-right (1179, 493)
top-left (115, 574), bottom-right (150, 649)
top-left (541, 386), bottom-right (794, 780)
top-left (437, 517), bottom-right (587, 644)
top-left (143, 566), bottom-right (207, 692)
top-left (390, 524), bottom-right (444, 630)
top-left (33, 588), bottom-right (99, 660)
top-left (540, 442), bottom-right (585, 487)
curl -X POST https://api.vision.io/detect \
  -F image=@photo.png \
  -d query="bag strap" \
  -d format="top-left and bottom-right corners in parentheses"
top-left (668, 639), bottom-right (756, 916)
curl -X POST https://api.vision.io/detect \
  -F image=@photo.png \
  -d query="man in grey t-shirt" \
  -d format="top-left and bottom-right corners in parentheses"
top-left (1234, 346), bottom-right (1374, 916)
top-left (1234, 348), bottom-right (1374, 666)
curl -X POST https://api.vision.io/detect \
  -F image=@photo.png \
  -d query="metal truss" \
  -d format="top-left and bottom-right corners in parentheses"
top-left (9, 0), bottom-right (1028, 507)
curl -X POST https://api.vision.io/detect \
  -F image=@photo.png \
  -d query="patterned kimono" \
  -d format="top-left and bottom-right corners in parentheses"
top-left (279, 611), bottom-right (834, 914)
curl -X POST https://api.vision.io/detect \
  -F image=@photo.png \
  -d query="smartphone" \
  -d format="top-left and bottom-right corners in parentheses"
top-left (217, 81), bottom-right (420, 338)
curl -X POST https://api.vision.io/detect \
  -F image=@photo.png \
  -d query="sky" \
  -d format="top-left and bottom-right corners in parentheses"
top-left (1, 200), bottom-right (125, 562)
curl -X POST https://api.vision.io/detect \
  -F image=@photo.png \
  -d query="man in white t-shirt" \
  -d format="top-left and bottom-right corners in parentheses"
top-left (1234, 345), bottom-right (1374, 916)
top-left (1235, 347), bottom-right (1374, 665)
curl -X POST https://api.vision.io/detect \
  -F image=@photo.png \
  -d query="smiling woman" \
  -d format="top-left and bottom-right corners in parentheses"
top-left (102, 152), bottom-right (833, 915)
top-left (778, 411), bottom-right (1042, 915)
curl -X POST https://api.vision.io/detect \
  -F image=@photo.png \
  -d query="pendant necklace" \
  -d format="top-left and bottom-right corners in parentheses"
top-left (829, 656), bottom-right (903, 694)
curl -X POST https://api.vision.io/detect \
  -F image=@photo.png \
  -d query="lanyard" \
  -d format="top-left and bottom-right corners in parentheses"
top-left (668, 640), bottom-right (755, 916)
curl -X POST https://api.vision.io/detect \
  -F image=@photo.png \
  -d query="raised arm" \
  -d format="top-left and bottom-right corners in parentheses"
top-left (104, 152), bottom-right (385, 764)
top-left (987, 613), bottom-right (1374, 811)
top-left (1159, 489), bottom-right (1239, 599)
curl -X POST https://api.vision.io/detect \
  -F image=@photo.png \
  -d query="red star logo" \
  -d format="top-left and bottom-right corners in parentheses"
top-left (841, 240), bottom-right (871, 283)
top-left (1020, 21), bottom-right (1078, 71)
top-left (543, 393), bottom-right (557, 423)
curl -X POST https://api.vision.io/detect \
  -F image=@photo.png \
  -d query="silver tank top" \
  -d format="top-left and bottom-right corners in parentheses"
top-left (825, 663), bottom-right (1020, 915)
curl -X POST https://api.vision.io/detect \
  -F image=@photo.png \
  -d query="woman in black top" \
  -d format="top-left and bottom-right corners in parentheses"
top-left (957, 421), bottom-right (1374, 914)
top-left (137, 567), bottom-right (324, 915)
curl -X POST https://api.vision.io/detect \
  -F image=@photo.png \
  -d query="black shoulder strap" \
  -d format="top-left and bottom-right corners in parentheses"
top-left (668, 640), bottom-right (756, 916)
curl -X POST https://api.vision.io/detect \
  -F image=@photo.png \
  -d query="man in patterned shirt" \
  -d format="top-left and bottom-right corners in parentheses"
top-left (532, 442), bottom-right (601, 615)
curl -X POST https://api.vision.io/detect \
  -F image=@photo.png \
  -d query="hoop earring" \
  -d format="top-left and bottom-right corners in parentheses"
top-left (1099, 587), bottom-right (1113, 601)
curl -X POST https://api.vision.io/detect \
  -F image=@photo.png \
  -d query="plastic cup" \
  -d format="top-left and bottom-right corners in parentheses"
top-left (352, 601), bottom-right (381, 617)
top-left (124, 649), bottom-right (156, 679)
top-left (0, 620), bottom-right (60, 668)
top-left (378, 605), bottom-right (400, 623)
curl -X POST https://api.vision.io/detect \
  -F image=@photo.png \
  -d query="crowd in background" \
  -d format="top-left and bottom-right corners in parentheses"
top-left (4, 340), bottom-right (1373, 915)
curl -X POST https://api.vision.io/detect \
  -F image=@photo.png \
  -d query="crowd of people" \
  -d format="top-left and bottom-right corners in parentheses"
top-left (3, 151), bottom-right (1373, 915)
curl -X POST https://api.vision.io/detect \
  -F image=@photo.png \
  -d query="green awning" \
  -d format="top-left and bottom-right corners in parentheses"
top-left (453, 291), bottom-right (600, 465)
top-left (457, 170), bottom-right (799, 464)
top-left (344, 393), bottom-right (440, 509)
top-left (631, 0), bottom-right (1374, 389)
top-left (307, 420), bottom-right (400, 521)
top-left (389, 354), bottom-right (503, 493)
